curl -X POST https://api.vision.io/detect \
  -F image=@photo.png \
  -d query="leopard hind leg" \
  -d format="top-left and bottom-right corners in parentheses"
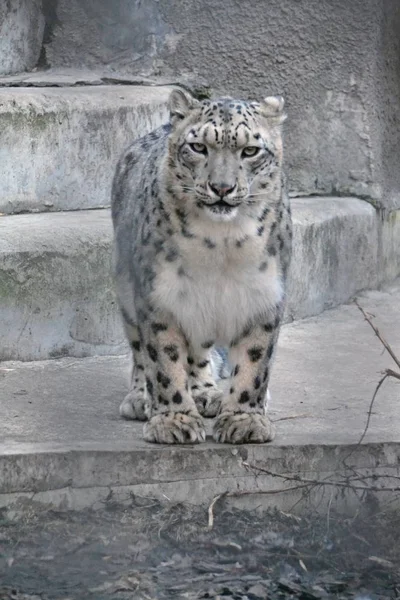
top-left (119, 308), bottom-right (149, 421)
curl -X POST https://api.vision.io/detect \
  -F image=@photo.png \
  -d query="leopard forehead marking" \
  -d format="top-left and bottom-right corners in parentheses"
top-left (191, 98), bottom-right (262, 148)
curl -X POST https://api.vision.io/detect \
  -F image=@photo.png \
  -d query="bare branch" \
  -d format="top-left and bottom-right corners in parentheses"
top-left (386, 368), bottom-right (400, 381)
top-left (243, 462), bottom-right (400, 493)
top-left (207, 484), bottom-right (313, 526)
top-left (354, 299), bottom-right (400, 370)
top-left (341, 300), bottom-right (400, 466)
top-left (357, 372), bottom-right (390, 446)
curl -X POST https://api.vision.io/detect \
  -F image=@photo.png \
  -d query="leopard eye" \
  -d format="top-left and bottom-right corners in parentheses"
top-left (242, 146), bottom-right (260, 158)
top-left (189, 142), bottom-right (207, 154)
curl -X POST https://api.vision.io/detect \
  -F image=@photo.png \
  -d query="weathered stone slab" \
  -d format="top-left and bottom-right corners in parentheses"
top-left (286, 197), bottom-right (378, 321)
top-left (0, 86), bottom-right (170, 213)
top-left (0, 0), bottom-right (44, 76)
top-left (0, 198), bottom-right (379, 360)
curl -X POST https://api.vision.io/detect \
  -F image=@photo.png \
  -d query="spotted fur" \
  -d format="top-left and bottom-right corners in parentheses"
top-left (112, 88), bottom-right (292, 444)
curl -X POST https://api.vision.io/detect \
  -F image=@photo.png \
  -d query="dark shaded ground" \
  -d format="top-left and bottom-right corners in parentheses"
top-left (0, 497), bottom-right (399, 600)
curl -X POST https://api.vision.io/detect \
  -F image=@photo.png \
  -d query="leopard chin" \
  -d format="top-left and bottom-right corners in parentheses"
top-left (203, 203), bottom-right (239, 222)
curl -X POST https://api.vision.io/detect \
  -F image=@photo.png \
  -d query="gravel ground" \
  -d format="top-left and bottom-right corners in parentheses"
top-left (0, 497), bottom-right (399, 600)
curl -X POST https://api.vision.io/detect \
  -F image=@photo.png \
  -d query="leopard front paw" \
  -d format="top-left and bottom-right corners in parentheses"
top-left (119, 391), bottom-right (148, 421)
top-left (213, 412), bottom-right (275, 444)
top-left (143, 411), bottom-right (206, 444)
top-left (193, 383), bottom-right (223, 418)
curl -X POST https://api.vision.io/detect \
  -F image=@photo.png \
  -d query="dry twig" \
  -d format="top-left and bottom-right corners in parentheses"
top-left (207, 484), bottom-right (313, 528)
top-left (349, 300), bottom-right (400, 448)
top-left (354, 299), bottom-right (400, 371)
top-left (242, 462), bottom-right (400, 493)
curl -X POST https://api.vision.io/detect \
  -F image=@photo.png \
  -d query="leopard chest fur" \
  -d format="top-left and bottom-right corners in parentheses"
top-left (151, 234), bottom-right (283, 348)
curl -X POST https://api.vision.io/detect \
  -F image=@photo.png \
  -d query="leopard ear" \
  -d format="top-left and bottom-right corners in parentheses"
top-left (260, 95), bottom-right (286, 124)
top-left (169, 88), bottom-right (199, 124)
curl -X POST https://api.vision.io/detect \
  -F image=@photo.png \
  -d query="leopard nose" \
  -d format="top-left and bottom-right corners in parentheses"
top-left (208, 181), bottom-right (237, 198)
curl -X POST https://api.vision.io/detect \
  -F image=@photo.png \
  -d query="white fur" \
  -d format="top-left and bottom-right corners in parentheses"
top-left (152, 234), bottom-right (283, 348)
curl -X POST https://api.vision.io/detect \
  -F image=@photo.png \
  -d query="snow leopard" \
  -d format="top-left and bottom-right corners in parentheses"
top-left (111, 88), bottom-right (292, 444)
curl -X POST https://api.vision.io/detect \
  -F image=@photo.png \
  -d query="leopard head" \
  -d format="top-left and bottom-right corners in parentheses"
top-left (166, 88), bottom-right (286, 222)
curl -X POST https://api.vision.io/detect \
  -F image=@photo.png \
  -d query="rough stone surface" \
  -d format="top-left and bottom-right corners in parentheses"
top-left (0, 210), bottom-right (124, 361)
top-left (0, 68), bottom-right (166, 88)
top-left (0, 86), bottom-right (170, 214)
top-left (0, 198), bottom-right (379, 361)
top-left (0, 0), bottom-right (44, 76)
top-left (43, 0), bottom-right (173, 76)
top-left (1, 503), bottom-right (399, 599)
top-left (379, 209), bottom-right (400, 283)
top-left (286, 197), bottom-right (378, 321)
top-left (376, 0), bottom-right (400, 212)
top-left (0, 282), bottom-right (399, 508)
top-left (40, 0), bottom-right (400, 209)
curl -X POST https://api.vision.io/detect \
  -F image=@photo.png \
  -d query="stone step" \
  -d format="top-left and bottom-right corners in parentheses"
top-left (0, 1), bottom-right (44, 76)
top-left (1, 282), bottom-right (399, 510)
top-left (0, 85), bottom-right (170, 214)
top-left (0, 197), bottom-right (377, 361)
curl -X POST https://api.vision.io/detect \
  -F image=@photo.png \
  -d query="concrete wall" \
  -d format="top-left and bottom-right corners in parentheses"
top-left (0, 0), bottom-right (44, 76)
top-left (42, 0), bottom-right (400, 211)
top-left (375, 0), bottom-right (400, 213)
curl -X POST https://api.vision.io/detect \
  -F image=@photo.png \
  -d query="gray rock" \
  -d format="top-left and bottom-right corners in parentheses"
top-left (0, 86), bottom-right (170, 214)
top-left (0, 198), bottom-right (380, 361)
top-left (0, 0), bottom-right (44, 76)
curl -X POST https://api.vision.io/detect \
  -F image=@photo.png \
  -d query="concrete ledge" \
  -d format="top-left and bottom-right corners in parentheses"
top-left (1, 444), bottom-right (399, 513)
top-left (0, 210), bottom-right (122, 361)
top-left (286, 197), bottom-right (378, 320)
top-left (0, 0), bottom-right (44, 76)
top-left (0, 85), bottom-right (170, 214)
top-left (0, 198), bottom-right (379, 360)
top-left (1, 283), bottom-right (399, 509)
